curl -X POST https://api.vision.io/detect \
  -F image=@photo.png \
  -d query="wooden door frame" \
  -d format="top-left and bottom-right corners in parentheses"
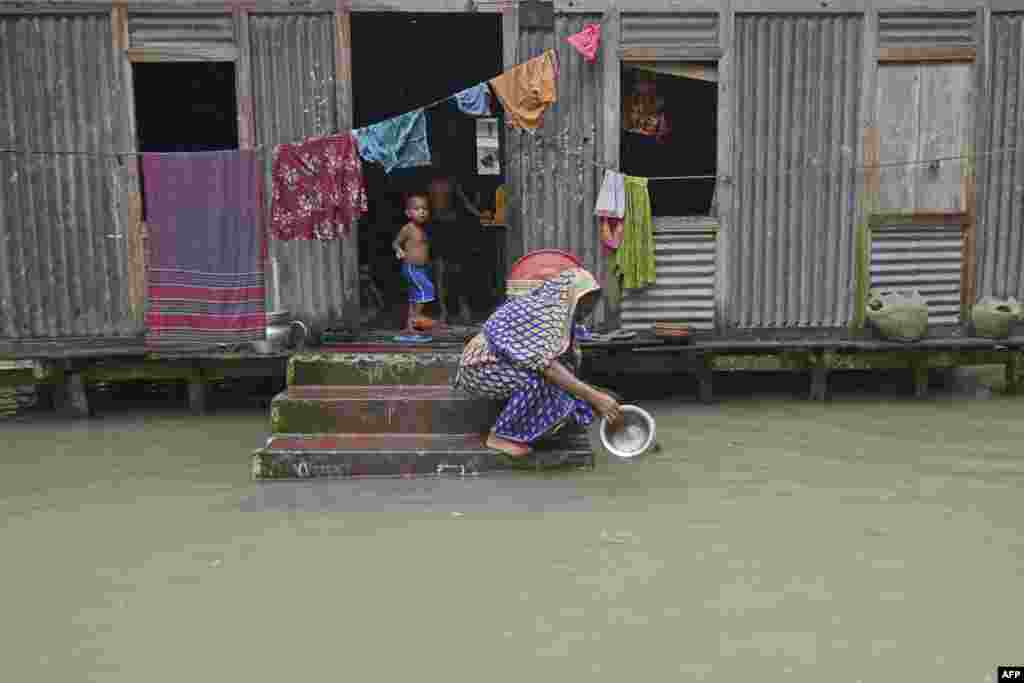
top-left (858, 49), bottom-right (979, 327)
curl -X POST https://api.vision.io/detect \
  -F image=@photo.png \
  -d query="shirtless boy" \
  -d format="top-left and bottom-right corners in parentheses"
top-left (393, 194), bottom-right (436, 333)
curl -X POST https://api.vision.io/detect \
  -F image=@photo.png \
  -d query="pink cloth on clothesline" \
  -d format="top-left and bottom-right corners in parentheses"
top-left (567, 23), bottom-right (601, 63)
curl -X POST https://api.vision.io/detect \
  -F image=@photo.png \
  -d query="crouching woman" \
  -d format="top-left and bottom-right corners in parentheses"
top-left (454, 267), bottom-right (622, 457)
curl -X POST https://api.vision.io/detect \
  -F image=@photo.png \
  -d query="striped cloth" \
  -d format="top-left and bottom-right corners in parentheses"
top-left (142, 150), bottom-right (266, 349)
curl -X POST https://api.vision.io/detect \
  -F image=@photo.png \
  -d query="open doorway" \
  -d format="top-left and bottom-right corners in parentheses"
top-left (351, 12), bottom-right (503, 328)
top-left (132, 62), bottom-right (239, 153)
top-left (620, 63), bottom-right (718, 217)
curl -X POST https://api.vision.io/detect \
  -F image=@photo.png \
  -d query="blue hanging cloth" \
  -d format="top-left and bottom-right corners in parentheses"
top-left (453, 83), bottom-right (492, 117)
top-left (353, 109), bottom-right (432, 174)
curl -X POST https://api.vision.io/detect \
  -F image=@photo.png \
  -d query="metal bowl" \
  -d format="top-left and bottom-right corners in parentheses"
top-left (599, 404), bottom-right (656, 459)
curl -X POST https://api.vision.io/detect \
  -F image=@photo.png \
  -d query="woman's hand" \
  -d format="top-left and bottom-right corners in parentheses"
top-left (591, 391), bottom-right (622, 425)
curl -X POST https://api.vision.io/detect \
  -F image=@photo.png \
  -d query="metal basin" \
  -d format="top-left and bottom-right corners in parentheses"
top-left (599, 405), bottom-right (656, 459)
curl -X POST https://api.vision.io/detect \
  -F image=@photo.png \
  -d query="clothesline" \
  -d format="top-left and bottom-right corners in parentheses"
top-left (0, 48), bottom-right (557, 161)
top-left (1, 143), bottom-right (1020, 179)
top-left (582, 145), bottom-right (1024, 181)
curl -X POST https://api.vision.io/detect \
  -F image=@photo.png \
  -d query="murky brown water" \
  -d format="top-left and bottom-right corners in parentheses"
top-left (1, 378), bottom-right (1022, 682)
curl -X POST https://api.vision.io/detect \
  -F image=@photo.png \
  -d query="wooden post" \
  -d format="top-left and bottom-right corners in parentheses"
top-left (335, 2), bottom-right (360, 326)
top-left (715, 0), bottom-right (734, 334)
top-left (112, 5), bottom-right (147, 333)
top-left (853, 3), bottom-right (879, 332)
top-left (697, 355), bottom-right (714, 404)
top-left (234, 7), bottom-right (256, 151)
top-left (912, 363), bottom-right (929, 399)
top-left (962, 4), bottom-right (987, 314)
top-left (187, 372), bottom-right (208, 415)
top-left (1006, 353), bottom-right (1020, 396)
top-left (501, 2), bottom-right (521, 273)
top-left (809, 367), bottom-right (829, 402)
top-left (65, 372), bottom-right (91, 419)
top-left (601, 4), bottom-right (622, 328)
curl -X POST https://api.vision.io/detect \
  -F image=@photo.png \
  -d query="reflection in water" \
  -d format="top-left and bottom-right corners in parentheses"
top-left (1, 378), bottom-right (1022, 682)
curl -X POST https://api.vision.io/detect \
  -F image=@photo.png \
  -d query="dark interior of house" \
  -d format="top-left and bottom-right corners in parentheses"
top-left (620, 66), bottom-right (718, 217)
top-left (351, 12), bottom-right (504, 317)
top-left (132, 62), bottom-right (239, 153)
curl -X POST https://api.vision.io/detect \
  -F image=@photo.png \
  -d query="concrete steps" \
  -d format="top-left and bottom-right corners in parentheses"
top-left (270, 385), bottom-right (503, 435)
top-left (252, 432), bottom-right (595, 479)
top-left (287, 351), bottom-right (461, 387)
top-left (253, 348), bottom-right (595, 480)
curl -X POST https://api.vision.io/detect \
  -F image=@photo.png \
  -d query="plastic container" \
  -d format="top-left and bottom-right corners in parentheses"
top-left (506, 249), bottom-right (584, 298)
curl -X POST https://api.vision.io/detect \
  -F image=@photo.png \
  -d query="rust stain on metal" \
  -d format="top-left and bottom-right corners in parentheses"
top-left (877, 47), bottom-right (976, 64)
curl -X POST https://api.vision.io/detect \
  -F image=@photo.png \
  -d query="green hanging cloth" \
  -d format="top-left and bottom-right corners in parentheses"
top-left (613, 175), bottom-right (656, 290)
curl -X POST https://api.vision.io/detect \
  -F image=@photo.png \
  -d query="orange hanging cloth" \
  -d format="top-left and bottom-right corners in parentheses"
top-left (488, 50), bottom-right (558, 131)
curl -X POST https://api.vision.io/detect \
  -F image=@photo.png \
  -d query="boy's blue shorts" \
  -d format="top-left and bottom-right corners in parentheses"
top-left (401, 262), bottom-right (436, 304)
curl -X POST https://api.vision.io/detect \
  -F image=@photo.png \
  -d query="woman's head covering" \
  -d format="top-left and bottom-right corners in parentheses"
top-left (481, 268), bottom-right (601, 374)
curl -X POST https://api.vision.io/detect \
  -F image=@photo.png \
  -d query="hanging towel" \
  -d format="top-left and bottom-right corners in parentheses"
top-left (595, 170), bottom-right (626, 253)
top-left (142, 150), bottom-right (266, 349)
top-left (488, 50), bottom-right (558, 131)
top-left (270, 132), bottom-right (368, 241)
top-left (454, 83), bottom-right (492, 116)
top-left (567, 23), bottom-right (602, 63)
top-left (613, 175), bottom-right (656, 290)
top-left (353, 109), bottom-right (432, 173)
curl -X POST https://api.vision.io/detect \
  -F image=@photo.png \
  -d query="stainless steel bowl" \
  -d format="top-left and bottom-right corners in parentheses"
top-left (599, 404), bottom-right (656, 459)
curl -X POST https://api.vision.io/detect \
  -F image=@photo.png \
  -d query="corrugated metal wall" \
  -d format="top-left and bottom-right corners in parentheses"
top-left (508, 13), bottom-right (610, 324)
top-left (870, 222), bottom-right (963, 324)
top-left (977, 13), bottom-right (1024, 301)
top-left (250, 12), bottom-right (358, 329)
top-left (878, 11), bottom-right (975, 48)
top-left (620, 218), bottom-right (717, 331)
top-left (0, 13), bottom-right (138, 339)
top-left (728, 14), bottom-right (862, 328)
top-left (621, 12), bottom-right (719, 53)
top-left (128, 12), bottom-right (234, 47)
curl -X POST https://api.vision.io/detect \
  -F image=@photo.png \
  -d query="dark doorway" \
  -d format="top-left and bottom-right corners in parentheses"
top-left (351, 12), bottom-right (503, 326)
top-left (132, 62), bottom-right (239, 153)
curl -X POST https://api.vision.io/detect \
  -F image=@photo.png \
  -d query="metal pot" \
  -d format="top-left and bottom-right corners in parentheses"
top-left (265, 320), bottom-right (293, 351)
top-left (260, 317), bottom-right (308, 354)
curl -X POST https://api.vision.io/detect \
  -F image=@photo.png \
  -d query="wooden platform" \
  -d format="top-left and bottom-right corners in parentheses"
top-left (2, 329), bottom-right (1022, 421)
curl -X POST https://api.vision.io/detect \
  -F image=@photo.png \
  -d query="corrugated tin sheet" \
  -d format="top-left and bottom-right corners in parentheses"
top-left (870, 223), bottom-right (963, 324)
top-left (0, 13), bottom-right (138, 339)
top-left (620, 219), bottom-right (717, 331)
top-left (977, 13), bottom-right (1024, 301)
top-left (250, 12), bottom-right (359, 330)
top-left (878, 11), bottom-right (975, 48)
top-left (507, 14), bottom-right (609, 325)
top-left (128, 12), bottom-right (234, 47)
top-left (728, 14), bottom-right (862, 328)
top-left (621, 12), bottom-right (718, 52)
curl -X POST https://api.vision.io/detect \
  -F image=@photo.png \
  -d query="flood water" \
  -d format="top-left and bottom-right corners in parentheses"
top-left (1, 373), bottom-right (1022, 682)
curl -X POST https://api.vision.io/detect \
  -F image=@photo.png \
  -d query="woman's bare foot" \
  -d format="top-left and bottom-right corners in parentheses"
top-left (486, 433), bottom-right (532, 457)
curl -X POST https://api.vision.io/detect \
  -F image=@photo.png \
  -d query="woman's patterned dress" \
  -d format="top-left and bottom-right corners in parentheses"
top-left (454, 269), bottom-right (598, 445)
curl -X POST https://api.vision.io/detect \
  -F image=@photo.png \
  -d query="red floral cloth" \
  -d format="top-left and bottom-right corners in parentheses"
top-left (270, 132), bottom-right (368, 241)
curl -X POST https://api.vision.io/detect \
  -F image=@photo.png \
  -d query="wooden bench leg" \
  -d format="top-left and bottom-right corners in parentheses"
top-left (809, 367), bottom-right (829, 401)
top-left (65, 372), bottom-right (91, 418)
top-left (188, 378), bottom-right (208, 415)
top-left (1006, 354), bottom-right (1020, 396)
top-left (912, 364), bottom-right (929, 399)
top-left (697, 367), bottom-right (714, 404)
